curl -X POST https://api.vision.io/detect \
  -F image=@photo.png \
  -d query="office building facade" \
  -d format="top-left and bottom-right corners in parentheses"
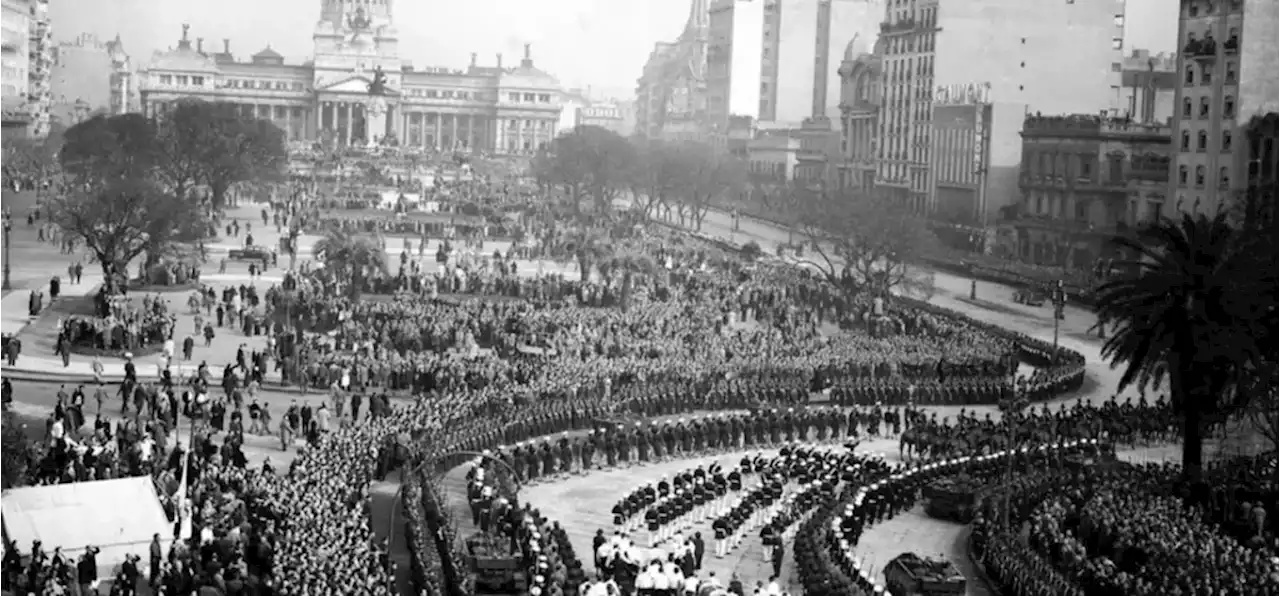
top-left (1166, 0), bottom-right (1278, 217)
top-left (875, 0), bottom-right (1125, 214)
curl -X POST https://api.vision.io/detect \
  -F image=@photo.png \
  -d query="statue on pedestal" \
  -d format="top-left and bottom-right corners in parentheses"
top-left (367, 66), bottom-right (388, 96)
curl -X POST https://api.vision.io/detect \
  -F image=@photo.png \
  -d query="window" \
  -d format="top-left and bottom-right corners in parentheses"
top-left (441, 90), bottom-right (453, 99)
top-left (1222, 130), bottom-right (1233, 152)
top-left (1195, 165), bottom-right (1206, 187)
top-left (1111, 62), bottom-right (1122, 72)
top-left (426, 90), bottom-right (438, 98)
top-left (1185, 65), bottom-right (1195, 85)
top-left (1114, 14), bottom-right (1125, 27)
top-left (1181, 130), bottom-right (1191, 150)
top-left (1224, 95), bottom-right (1235, 117)
top-left (538, 94), bottom-right (551, 102)
top-left (1080, 159), bottom-right (1093, 179)
top-left (523, 93), bottom-right (536, 102)
top-left (191, 76), bottom-right (204, 86)
top-left (1179, 164), bottom-right (1189, 185)
top-left (1198, 130), bottom-right (1208, 151)
top-left (1226, 62), bottom-right (1237, 82)
top-left (1147, 201), bottom-right (1163, 221)
top-left (1219, 167), bottom-right (1230, 188)
top-left (1111, 38), bottom-right (1123, 50)
top-left (1182, 97), bottom-right (1193, 118)
top-left (1189, 1), bottom-right (1199, 16)
top-left (1201, 64), bottom-right (1212, 84)
top-left (508, 92), bottom-right (520, 102)
top-left (291, 82), bottom-right (304, 91)
top-left (1075, 200), bottom-right (1089, 219)
top-left (508, 119), bottom-right (517, 128)
top-left (159, 75), bottom-right (172, 85)
top-left (1200, 97), bottom-right (1211, 118)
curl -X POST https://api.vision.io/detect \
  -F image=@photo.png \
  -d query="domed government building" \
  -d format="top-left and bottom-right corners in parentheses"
top-left (139, 0), bottom-right (564, 153)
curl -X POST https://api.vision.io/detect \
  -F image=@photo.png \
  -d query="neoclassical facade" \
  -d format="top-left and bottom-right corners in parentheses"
top-left (836, 36), bottom-right (881, 192)
top-left (138, 0), bottom-right (563, 154)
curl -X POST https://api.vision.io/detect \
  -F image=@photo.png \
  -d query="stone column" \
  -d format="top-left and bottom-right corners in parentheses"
top-left (344, 104), bottom-right (352, 146)
top-left (434, 112), bottom-right (443, 150)
top-left (451, 115), bottom-right (458, 150)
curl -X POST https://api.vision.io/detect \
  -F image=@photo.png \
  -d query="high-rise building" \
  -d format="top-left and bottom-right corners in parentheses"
top-left (1, 0), bottom-right (31, 134)
top-left (25, 0), bottom-right (51, 137)
top-left (756, 0), bottom-right (880, 124)
top-left (1166, 0), bottom-right (1278, 218)
top-left (706, 0), bottom-right (766, 129)
top-left (875, 0), bottom-right (1126, 215)
top-left (632, 0), bottom-right (710, 141)
top-left (51, 34), bottom-right (136, 126)
top-left (139, 0), bottom-right (563, 153)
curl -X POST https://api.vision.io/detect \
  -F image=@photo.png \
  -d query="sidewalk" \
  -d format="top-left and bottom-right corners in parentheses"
top-left (0, 351), bottom-right (291, 386)
top-left (1, 273), bottom-right (105, 336)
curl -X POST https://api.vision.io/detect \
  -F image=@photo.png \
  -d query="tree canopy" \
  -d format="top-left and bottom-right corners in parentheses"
top-left (792, 189), bottom-right (937, 299)
top-left (53, 101), bottom-right (287, 277)
top-left (533, 125), bottom-right (635, 213)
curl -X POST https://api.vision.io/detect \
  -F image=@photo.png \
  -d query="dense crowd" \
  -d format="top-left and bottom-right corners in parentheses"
top-left (1, 185), bottom-right (1113, 596)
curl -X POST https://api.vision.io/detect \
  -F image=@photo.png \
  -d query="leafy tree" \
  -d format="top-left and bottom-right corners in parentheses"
top-left (673, 141), bottom-right (745, 231)
top-left (626, 137), bottom-right (688, 218)
top-left (46, 176), bottom-right (192, 278)
top-left (312, 229), bottom-right (388, 299)
top-left (564, 229), bottom-right (611, 283)
top-left (1092, 213), bottom-right (1277, 481)
top-left (534, 126), bottom-right (634, 213)
top-left (2, 411), bottom-right (31, 489)
top-left (59, 113), bottom-right (159, 184)
top-left (201, 113), bottom-right (288, 208)
top-left (793, 189), bottom-right (936, 299)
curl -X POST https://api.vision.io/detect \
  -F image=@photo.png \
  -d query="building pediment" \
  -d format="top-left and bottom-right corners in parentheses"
top-left (317, 75), bottom-right (400, 95)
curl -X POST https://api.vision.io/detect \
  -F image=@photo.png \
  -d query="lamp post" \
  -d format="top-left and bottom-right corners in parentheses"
top-left (3, 214), bottom-right (12, 290)
top-left (1051, 279), bottom-right (1065, 364)
top-left (998, 387), bottom-right (1030, 527)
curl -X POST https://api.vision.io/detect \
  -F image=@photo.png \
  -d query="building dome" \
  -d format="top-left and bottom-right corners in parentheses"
top-left (843, 35), bottom-right (868, 62)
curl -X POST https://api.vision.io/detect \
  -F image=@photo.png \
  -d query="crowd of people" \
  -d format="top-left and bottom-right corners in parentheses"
top-left (973, 452), bottom-right (1278, 596)
top-left (11, 173), bottom-right (1242, 596)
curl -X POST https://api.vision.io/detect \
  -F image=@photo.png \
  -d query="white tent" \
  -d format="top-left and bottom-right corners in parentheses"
top-left (2, 477), bottom-right (174, 578)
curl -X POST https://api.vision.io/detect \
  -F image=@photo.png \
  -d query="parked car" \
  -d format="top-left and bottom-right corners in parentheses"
top-left (1011, 288), bottom-right (1047, 306)
top-left (229, 245), bottom-right (272, 262)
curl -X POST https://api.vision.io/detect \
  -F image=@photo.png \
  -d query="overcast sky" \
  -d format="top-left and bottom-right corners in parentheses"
top-left (50, 0), bottom-right (1178, 98)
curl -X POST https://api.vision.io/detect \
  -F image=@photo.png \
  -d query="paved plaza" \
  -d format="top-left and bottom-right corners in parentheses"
top-left (0, 199), bottom-right (579, 384)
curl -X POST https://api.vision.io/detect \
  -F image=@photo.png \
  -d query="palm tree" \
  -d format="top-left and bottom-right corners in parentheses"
top-left (600, 253), bottom-right (659, 312)
top-left (312, 229), bottom-right (388, 299)
top-left (1092, 212), bottom-right (1276, 481)
top-left (568, 230), bottom-right (611, 283)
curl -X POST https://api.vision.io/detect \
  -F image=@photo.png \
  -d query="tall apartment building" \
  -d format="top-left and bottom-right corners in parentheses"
top-left (875, 0), bottom-right (1125, 215)
top-left (633, 0), bottom-right (710, 140)
top-left (706, 0), bottom-right (766, 129)
top-left (756, 0), bottom-right (880, 124)
top-left (1, 0), bottom-right (31, 133)
top-left (51, 33), bottom-right (136, 125)
top-left (26, 0), bottom-right (51, 137)
top-left (1166, 0), bottom-right (1278, 218)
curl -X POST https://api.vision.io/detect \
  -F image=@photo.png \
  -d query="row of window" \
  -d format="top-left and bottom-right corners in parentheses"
top-left (1183, 58), bottom-right (1238, 85)
top-left (1186, 0), bottom-right (1243, 18)
top-left (406, 88), bottom-right (481, 100)
top-left (1177, 164), bottom-right (1231, 189)
top-left (1180, 128), bottom-right (1234, 153)
top-left (507, 92), bottom-right (552, 103)
top-left (1182, 94), bottom-right (1237, 120)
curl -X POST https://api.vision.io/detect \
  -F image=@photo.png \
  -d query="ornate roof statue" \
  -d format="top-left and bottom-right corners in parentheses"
top-left (368, 66), bottom-right (388, 96)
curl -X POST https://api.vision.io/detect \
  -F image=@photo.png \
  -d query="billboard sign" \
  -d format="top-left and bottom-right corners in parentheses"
top-left (935, 82), bottom-right (991, 106)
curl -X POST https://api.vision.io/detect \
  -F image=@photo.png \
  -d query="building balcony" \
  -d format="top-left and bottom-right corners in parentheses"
top-left (1182, 38), bottom-right (1219, 60)
top-left (1223, 37), bottom-right (1239, 54)
top-left (879, 19), bottom-right (917, 35)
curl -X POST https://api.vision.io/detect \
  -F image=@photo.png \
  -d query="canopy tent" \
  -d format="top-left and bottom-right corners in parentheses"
top-left (2, 477), bottom-right (174, 578)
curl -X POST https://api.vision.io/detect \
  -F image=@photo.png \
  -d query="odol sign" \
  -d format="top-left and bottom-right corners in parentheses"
top-left (934, 82), bottom-right (992, 106)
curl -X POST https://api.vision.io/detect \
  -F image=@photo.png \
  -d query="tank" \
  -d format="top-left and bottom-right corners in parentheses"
top-left (882, 553), bottom-right (966, 596)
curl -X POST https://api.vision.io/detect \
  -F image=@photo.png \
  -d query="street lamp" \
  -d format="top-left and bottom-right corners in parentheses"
top-left (1051, 279), bottom-right (1066, 364)
top-left (2, 213), bottom-right (11, 291)
top-left (998, 387), bottom-right (1030, 527)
